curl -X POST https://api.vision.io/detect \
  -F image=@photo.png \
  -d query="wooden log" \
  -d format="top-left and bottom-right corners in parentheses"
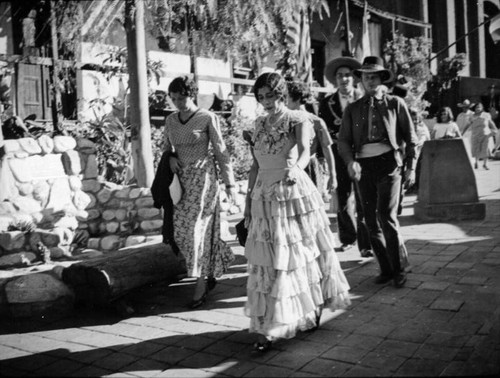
top-left (62, 243), bottom-right (184, 305)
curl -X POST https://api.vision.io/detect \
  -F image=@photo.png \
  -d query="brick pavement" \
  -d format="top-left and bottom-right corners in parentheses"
top-left (1, 160), bottom-right (499, 377)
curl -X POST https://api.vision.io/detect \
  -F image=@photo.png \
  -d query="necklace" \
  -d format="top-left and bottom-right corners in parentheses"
top-left (267, 110), bottom-right (285, 128)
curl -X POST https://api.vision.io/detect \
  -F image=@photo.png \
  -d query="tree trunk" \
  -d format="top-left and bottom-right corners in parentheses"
top-left (186, 6), bottom-right (198, 88)
top-left (62, 243), bottom-right (184, 306)
top-left (125, 0), bottom-right (155, 187)
top-left (50, 0), bottom-right (62, 134)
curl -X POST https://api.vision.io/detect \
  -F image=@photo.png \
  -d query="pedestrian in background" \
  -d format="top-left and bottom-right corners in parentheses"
top-left (163, 75), bottom-right (236, 309)
top-left (456, 99), bottom-right (474, 159)
top-left (244, 72), bottom-right (350, 352)
top-left (462, 102), bottom-right (498, 170)
top-left (286, 80), bottom-right (337, 195)
top-left (319, 57), bottom-right (373, 258)
top-left (338, 56), bottom-right (418, 288)
top-left (431, 107), bottom-right (461, 140)
top-left (406, 108), bottom-right (431, 194)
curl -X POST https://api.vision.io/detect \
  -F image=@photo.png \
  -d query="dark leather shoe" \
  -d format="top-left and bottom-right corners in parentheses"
top-left (393, 273), bottom-right (407, 288)
top-left (252, 339), bottom-right (272, 353)
top-left (374, 274), bottom-right (393, 284)
top-left (360, 249), bottom-right (374, 258)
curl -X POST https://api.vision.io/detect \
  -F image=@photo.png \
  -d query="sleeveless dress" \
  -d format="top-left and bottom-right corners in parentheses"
top-left (163, 109), bottom-right (235, 279)
top-left (244, 109), bottom-right (350, 340)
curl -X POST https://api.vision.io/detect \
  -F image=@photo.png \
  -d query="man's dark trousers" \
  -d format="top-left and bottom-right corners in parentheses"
top-left (332, 142), bottom-right (371, 250)
top-left (357, 151), bottom-right (403, 276)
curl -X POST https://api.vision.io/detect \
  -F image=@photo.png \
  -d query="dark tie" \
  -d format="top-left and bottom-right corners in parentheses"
top-left (368, 97), bottom-right (374, 140)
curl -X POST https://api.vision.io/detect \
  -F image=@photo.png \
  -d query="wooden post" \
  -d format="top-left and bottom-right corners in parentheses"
top-left (186, 5), bottom-right (198, 88)
top-left (50, 0), bottom-right (62, 134)
top-left (125, 0), bottom-right (155, 187)
top-left (344, 0), bottom-right (352, 56)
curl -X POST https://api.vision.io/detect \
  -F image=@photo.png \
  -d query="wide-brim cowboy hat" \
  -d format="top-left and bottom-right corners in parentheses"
top-left (457, 99), bottom-right (473, 108)
top-left (354, 56), bottom-right (394, 83)
top-left (324, 57), bottom-right (362, 84)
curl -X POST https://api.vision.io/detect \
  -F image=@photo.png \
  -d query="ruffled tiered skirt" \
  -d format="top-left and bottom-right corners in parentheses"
top-left (244, 168), bottom-right (351, 339)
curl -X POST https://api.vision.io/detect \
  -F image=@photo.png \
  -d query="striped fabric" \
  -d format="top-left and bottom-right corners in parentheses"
top-left (286, 10), bottom-right (313, 84)
top-left (81, 0), bottom-right (124, 37)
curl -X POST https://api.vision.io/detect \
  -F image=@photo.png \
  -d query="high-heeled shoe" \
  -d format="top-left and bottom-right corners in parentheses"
top-left (252, 339), bottom-right (272, 353)
top-left (306, 307), bottom-right (323, 332)
top-left (187, 285), bottom-right (209, 309)
top-left (207, 277), bottom-right (217, 291)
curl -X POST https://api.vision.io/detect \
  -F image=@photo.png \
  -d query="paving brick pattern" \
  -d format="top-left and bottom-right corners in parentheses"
top-left (1, 161), bottom-right (500, 377)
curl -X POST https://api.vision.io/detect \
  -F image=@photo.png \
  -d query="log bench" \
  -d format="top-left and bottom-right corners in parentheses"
top-left (62, 242), bottom-right (185, 308)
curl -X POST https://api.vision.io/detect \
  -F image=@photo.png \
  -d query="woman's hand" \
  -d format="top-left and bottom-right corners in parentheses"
top-left (169, 156), bottom-right (183, 174)
top-left (327, 172), bottom-right (338, 191)
top-left (285, 165), bottom-right (301, 185)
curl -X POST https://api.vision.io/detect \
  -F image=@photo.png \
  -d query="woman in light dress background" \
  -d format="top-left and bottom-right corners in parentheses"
top-left (431, 106), bottom-right (461, 140)
top-left (462, 102), bottom-right (498, 170)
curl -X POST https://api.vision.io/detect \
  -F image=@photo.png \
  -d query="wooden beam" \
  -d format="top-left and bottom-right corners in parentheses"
top-left (349, 0), bottom-right (432, 30)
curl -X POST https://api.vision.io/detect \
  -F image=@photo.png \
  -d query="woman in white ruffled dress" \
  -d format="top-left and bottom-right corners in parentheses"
top-left (243, 72), bottom-right (351, 352)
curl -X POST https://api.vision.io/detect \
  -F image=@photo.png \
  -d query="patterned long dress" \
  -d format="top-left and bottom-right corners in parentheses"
top-left (163, 109), bottom-right (235, 278)
top-left (244, 109), bottom-right (351, 340)
top-left (468, 113), bottom-right (497, 159)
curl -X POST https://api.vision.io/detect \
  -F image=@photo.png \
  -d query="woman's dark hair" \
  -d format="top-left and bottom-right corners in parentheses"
top-left (253, 72), bottom-right (287, 102)
top-left (437, 106), bottom-right (454, 122)
top-left (168, 75), bottom-right (198, 98)
top-left (287, 81), bottom-right (311, 105)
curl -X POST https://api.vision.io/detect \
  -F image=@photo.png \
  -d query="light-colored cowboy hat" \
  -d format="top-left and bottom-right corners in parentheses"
top-left (353, 56), bottom-right (394, 83)
top-left (324, 57), bottom-right (362, 84)
top-left (457, 99), bottom-right (473, 108)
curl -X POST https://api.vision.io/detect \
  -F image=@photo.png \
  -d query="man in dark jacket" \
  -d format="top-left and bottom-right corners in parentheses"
top-left (319, 56), bottom-right (372, 257)
top-left (338, 56), bottom-right (418, 288)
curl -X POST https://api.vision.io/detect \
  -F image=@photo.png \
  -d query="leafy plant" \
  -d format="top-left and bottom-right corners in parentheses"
top-left (66, 98), bottom-right (131, 184)
top-left (384, 31), bottom-right (432, 113)
top-left (434, 53), bottom-right (468, 90)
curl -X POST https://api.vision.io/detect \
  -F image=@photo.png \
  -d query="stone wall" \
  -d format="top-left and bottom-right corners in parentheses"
top-left (0, 136), bottom-right (165, 265)
top-left (0, 135), bottom-right (247, 266)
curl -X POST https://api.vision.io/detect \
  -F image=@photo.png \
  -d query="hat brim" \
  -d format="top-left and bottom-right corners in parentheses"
top-left (354, 68), bottom-right (394, 83)
top-left (324, 57), bottom-right (362, 84)
top-left (457, 102), bottom-right (471, 108)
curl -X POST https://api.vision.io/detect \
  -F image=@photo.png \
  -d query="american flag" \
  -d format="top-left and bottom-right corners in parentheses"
top-left (361, 0), bottom-right (371, 58)
top-left (81, 0), bottom-right (125, 37)
top-left (285, 10), bottom-right (313, 84)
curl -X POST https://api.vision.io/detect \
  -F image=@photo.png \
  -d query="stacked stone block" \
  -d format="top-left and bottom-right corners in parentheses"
top-left (0, 136), bottom-right (91, 265)
top-left (0, 134), bottom-right (248, 266)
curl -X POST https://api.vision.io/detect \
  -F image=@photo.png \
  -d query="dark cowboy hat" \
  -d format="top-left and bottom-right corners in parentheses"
top-left (354, 56), bottom-right (394, 83)
top-left (324, 57), bottom-right (362, 84)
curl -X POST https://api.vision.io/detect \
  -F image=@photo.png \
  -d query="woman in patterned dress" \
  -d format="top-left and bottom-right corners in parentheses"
top-left (244, 72), bottom-right (351, 352)
top-left (463, 102), bottom-right (498, 170)
top-left (163, 76), bottom-right (237, 308)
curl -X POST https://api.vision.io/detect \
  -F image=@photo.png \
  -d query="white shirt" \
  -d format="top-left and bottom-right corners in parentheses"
top-left (339, 91), bottom-right (354, 111)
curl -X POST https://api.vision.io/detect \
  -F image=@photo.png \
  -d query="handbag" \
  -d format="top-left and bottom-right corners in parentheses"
top-left (235, 219), bottom-right (248, 247)
top-left (169, 173), bottom-right (182, 205)
top-left (329, 189), bottom-right (339, 213)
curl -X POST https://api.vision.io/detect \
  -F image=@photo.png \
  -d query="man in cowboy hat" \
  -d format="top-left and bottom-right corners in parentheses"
top-left (338, 56), bottom-right (418, 288)
top-left (318, 56), bottom-right (373, 258)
